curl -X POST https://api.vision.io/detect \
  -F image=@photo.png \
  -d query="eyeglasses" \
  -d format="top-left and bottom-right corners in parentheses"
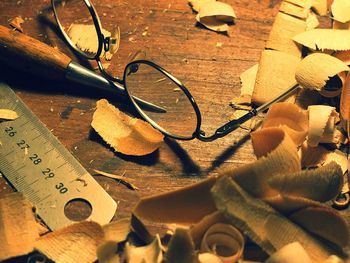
top-left (52, 0), bottom-right (299, 142)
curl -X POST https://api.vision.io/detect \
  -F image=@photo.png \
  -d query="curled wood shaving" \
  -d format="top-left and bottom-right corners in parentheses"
top-left (0, 193), bottom-right (39, 261)
top-left (163, 228), bottom-right (197, 263)
top-left (252, 50), bottom-right (300, 105)
top-left (311, 0), bottom-right (328, 16)
top-left (295, 53), bottom-right (349, 96)
top-left (200, 223), bottom-right (244, 263)
top-left (93, 169), bottom-right (139, 190)
top-left (300, 142), bottom-right (333, 168)
top-left (286, 0), bottom-right (312, 8)
top-left (266, 12), bottom-right (306, 57)
top-left (323, 149), bottom-right (348, 175)
top-left (293, 29), bottom-right (350, 51)
top-left (9, 16), bottom-right (24, 32)
top-left (190, 211), bottom-right (228, 248)
top-left (267, 162), bottom-right (343, 202)
top-left (265, 242), bottom-right (311, 263)
top-left (251, 126), bottom-right (297, 159)
top-left (97, 218), bottom-right (130, 263)
top-left (188, 0), bottom-right (215, 12)
top-left (0, 109), bottom-right (18, 120)
top-left (262, 102), bottom-right (308, 146)
top-left (331, 0), bottom-right (350, 23)
top-left (91, 99), bottom-right (164, 156)
top-left (263, 194), bottom-right (323, 215)
top-left (230, 96), bottom-right (252, 108)
top-left (340, 72), bottom-right (350, 132)
top-left (34, 221), bottom-right (104, 263)
top-left (211, 176), bottom-right (337, 261)
top-left (125, 235), bottom-right (163, 263)
top-left (103, 217), bottom-right (131, 242)
top-left (306, 11), bottom-right (320, 30)
top-left (279, 1), bottom-right (310, 19)
top-left (289, 206), bottom-right (349, 247)
top-left (133, 176), bottom-right (218, 224)
top-left (300, 143), bottom-right (348, 172)
top-left (97, 241), bottom-right (121, 263)
top-left (264, 214), bottom-right (338, 262)
top-left (308, 105), bottom-right (339, 147)
top-left (244, 127), bottom-right (301, 198)
top-left (198, 253), bottom-right (223, 263)
top-left (239, 63), bottom-right (258, 101)
top-left (195, 1), bottom-right (236, 32)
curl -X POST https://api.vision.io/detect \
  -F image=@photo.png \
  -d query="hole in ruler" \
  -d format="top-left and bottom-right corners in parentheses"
top-left (64, 198), bottom-right (92, 221)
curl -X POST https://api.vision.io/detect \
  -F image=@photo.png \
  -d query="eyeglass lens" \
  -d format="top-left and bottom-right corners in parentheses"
top-left (124, 63), bottom-right (199, 139)
top-left (52, 0), bottom-right (99, 58)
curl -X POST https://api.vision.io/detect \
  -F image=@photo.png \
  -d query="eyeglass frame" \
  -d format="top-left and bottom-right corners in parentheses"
top-left (51, 0), bottom-right (297, 142)
top-left (51, 0), bottom-right (119, 83)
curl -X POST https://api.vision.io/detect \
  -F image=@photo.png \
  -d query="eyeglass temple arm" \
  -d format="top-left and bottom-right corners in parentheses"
top-left (197, 84), bottom-right (300, 142)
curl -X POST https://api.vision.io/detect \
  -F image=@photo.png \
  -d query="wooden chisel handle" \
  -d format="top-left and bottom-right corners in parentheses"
top-left (0, 25), bottom-right (72, 80)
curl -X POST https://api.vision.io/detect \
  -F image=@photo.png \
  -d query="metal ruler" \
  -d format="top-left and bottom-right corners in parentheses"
top-left (0, 82), bottom-right (117, 230)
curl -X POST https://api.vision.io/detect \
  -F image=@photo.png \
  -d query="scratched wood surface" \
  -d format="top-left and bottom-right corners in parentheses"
top-left (0, 0), bottom-right (280, 260)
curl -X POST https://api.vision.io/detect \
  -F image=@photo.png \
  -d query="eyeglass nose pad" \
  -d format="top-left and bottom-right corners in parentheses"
top-left (107, 27), bottom-right (121, 54)
top-left (103, 36), bottom-right (111, 52)
top-left (106, 37), bottom-right (118, 51)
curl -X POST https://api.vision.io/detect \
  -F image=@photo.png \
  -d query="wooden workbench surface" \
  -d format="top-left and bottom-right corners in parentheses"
top-left (0, 0), bottom-right (290, 260)
top-left (0, 0), bottom-right (277, 212)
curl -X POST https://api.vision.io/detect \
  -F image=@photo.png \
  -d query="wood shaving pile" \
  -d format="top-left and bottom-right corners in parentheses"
top-left (133, 125), bottom-right (347, 261)
top-left (130, 1), bottom-right (350, 261)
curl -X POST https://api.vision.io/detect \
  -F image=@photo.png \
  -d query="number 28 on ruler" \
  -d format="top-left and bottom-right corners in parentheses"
top-left (4, 125), bottom-right (68, 194)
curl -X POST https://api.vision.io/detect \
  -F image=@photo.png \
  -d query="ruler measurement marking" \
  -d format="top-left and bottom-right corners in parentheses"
top-left (56, 162), bottom-right (67, 169)
top-left (38, 193), bottom-right (52, 203)
top-left (32, 134), bottom-right (41, 141)
top-left (27, 178), bottom-right (39, 186)
top-left (4, 149), bottom-right (14, 157)
top-left (0, 83), bottom-right (117, 230)
top-left (20, 120), bottom-right (29, 127)
top-left (15, 165), bottom-right (26, 172)
top-left (44, 148), bottom-right (54, 155)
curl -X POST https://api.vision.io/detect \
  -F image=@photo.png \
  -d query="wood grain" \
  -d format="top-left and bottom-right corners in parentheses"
top-left (0, 0), bottom-right (280, 261)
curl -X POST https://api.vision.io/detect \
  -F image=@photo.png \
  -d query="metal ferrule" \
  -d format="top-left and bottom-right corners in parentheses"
top-left (65, 61), bottom-right (125, 96)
